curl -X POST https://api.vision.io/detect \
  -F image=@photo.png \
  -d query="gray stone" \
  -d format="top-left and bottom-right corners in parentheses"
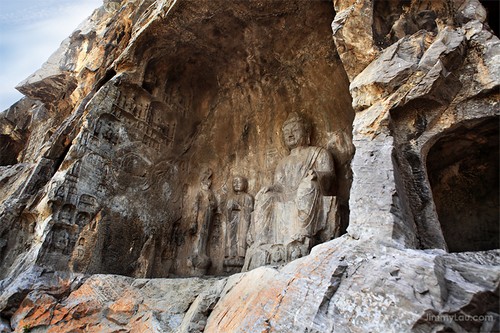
top-left (0, 0), bottom-right (498, 332)
top-left (224, 176), bottom-right (253, 273)
top-left (244, 112), bottom-right (337, 271)
top-left (0, 317), bottom-right (11, 333)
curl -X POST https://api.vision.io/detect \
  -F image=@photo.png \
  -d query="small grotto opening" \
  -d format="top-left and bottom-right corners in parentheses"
top-left (480, 0), bottom-right (499, 37)
top-left (426, 117), bottom-right (499, 252)
top-left (0, 134), bottom-right (21, 166)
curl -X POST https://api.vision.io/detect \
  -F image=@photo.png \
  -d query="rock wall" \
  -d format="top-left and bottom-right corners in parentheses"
top-left (0, 0), bottom-right (498, 332)
top-left (0, 0), bottom-right (355, 280)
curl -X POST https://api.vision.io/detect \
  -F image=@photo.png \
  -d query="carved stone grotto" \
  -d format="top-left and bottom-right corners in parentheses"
top-left (0, 0), bottom-right (498, 332)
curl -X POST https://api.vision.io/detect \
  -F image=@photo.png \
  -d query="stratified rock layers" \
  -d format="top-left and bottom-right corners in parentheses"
top-left (0, 0), bottom-right (498, 332)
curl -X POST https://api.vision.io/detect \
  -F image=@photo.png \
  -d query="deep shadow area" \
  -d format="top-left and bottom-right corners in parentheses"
top-left (427, 117), bottom-right (499, 252)
top-left (481, 0), bottom-right (499, 36)
top-left (17, 0), bottom-right (355, 279)
top-left (0, 134), bottom-right (21, 166)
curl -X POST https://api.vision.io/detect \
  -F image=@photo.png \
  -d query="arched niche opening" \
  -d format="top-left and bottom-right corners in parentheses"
top-left (0, 134), bottom-right (21, 166)
top-left (426, 117), bottom-right (499, 252)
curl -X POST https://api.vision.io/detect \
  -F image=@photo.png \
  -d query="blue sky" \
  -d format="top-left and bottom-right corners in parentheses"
top-left (0, 0), bottom-right (102, 110)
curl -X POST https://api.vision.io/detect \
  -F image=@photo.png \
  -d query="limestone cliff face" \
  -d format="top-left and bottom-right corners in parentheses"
top-left (0, 0), bottom-right (498, 332)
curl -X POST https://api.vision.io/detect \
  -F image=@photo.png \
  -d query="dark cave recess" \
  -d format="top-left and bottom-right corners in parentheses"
top-left (427, 117), bottom-right (499, 253)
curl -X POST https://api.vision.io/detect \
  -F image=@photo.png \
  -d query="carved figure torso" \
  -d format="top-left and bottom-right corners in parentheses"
top-left (135, 234), bottom-right (155, 278)
top-left (254, 145), bottom-right (334, 246)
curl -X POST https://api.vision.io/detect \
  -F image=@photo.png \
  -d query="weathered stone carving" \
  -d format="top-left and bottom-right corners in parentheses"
top-left (188, 168), bottom-right (217, 275)
top-left (135, 228), bottom-right (156, 278)
top-left (75, 212), bottom-right (90, 228)
top-left (51, 228), bottom-right (70, 253)
top-left (244, 113), bottom-right (335, 270)
top-left (74, 237), bottom-right (86, 260)
top-left (116, 152), bottom-right (152, 190)
top-left (77, 194), bottom-right (98, 213)
top-left (69, 213), bottom-right (101, 273)
top-left (0, 0), bottom-right (498, 331)
top-left (58, 204), bottom-right (75, 225)
top-left (94, 114), bottom-right (120, 145)
top-left (224, 176), bottom-right (254, 273)
top-left (53, 182), bottom-right (67, 202)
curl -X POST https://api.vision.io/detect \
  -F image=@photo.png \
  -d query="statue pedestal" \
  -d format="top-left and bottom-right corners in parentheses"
top-left (223, 256), bottom-right (245, 274)
top-left (188, 254), bottom-right (211, 276)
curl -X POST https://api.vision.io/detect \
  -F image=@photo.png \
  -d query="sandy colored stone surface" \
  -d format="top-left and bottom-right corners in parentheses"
top-left (0, 0), bottom-right (498, 332)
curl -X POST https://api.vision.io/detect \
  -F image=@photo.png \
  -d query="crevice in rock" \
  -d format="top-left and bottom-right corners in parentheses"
top-left (44, 0), bottom-right (355, 278)
top-left (95, 69), bottom-right (118, 92)
top-left (372, 0), bottom-right (438, 49)
top-left (0, 135), bottom-right (22, 166)
top-left (312, 263), bottom-right (347, 331)
top-left (0, 0), bottom-right (498, 331)
top-left (480, 0), bottom-right (499, 36)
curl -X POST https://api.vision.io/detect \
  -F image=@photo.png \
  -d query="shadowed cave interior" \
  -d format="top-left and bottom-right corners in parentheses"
top-left (427, 117), bottom-right (499, 253)
top-left (0, 0), bottom-right (356, 279)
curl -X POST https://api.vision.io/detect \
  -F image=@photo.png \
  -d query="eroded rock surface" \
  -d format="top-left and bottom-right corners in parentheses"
top-left (2, 240), bottom-right (498, 332)
top-left (0, 0), bottom-right (498, 332)
top-left (0, 0), bottom-right (354, 281)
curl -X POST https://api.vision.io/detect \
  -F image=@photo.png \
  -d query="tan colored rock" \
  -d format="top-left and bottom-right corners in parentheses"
top-left (7, 239), bottom-right (496, 332)
top-left (1, 0), bottom-right (355, 280)
top-left (0, 0), bottom-right (499, 332)
top-left (349, 26), bottom-right (468, 112)
top-left (9, 274), bottom-right (226, 333)
top-left (331, 0), bottom-right (380, 81)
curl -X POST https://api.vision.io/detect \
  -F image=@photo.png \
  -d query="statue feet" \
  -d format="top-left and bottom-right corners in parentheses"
top-left (188, 254), bottom-right (211, 275)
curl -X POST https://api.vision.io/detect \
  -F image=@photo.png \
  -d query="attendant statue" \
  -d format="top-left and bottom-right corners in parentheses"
top-left (52, 229), bottom-right (70, 253)
top-left (244, 112), bottom-right (335, 270)
top-left (189, 168), bottom-right (217, 274)
top-left (224, 176), bottom-right (254, 272)
top-left (135, 230), bottom-right (156, 278)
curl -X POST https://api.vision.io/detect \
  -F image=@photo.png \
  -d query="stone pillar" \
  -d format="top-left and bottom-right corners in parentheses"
top-left (347, 108), bottom-right (419, 248)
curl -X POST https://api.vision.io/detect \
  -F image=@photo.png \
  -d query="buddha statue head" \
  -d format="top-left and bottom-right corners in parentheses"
top-left (282, 112), bottom-right (311, 150)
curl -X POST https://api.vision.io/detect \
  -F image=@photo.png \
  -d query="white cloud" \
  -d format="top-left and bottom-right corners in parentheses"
top-left (0, 1), bottom-right (102, 110)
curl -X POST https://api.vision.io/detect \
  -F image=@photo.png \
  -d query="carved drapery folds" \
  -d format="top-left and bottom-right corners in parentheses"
top-left (224, 176), bottom-right (254, 273)
top-left (188, 167), bottom-right (217, 275)
top-left (244, 113), bottom-right (337, 271)
top-left (0, 0), bottom-right (355, 280)
top-left (183, 114), bottom-right (339, 274)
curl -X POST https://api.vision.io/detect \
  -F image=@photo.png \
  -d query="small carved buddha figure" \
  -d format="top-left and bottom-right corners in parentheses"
top-left (59, 205), bottom-right (74, 225)
top-left (189, 168), bottom-right (217, 274)
top-left (224, 176), bottom-right (254, 272)
top-left (52, 229), bottom-right (70, 253)
top-left (244, 112), bottom-right (335, 270)
top-left (75, 238), bottom-right (86, 260)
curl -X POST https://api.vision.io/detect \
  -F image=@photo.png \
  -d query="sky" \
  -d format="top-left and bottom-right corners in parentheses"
top-left (0, 0), bottom-right (102, 111)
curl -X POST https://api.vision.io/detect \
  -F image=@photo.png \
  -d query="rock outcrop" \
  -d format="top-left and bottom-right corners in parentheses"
top-left (0, 0), bottom-right (498, 332)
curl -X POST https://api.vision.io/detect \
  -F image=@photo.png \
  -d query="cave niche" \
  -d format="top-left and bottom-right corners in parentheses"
top-left (112, 0), bottom-right (355, 276)
top-left (480, 0), bottom-right (499, 36)
top-left (0, 134), bottom-right (21, 166)
top-left (426, 117), bottom-right (499, 252)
